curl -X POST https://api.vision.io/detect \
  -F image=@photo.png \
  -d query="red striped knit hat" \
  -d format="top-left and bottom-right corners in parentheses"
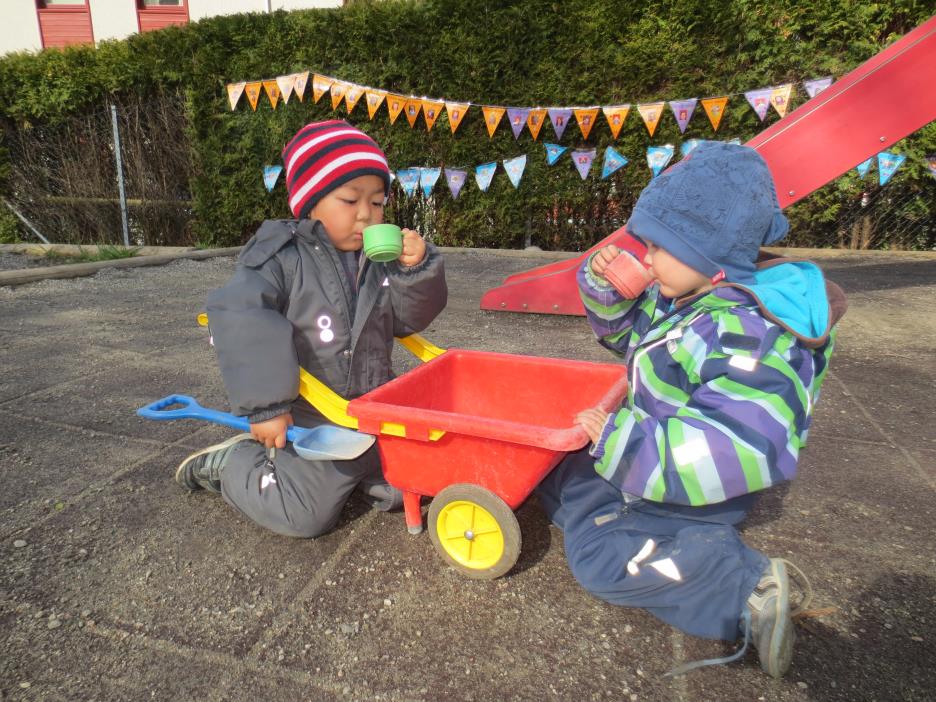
top-left (282, 120), bottom-right (391, 220)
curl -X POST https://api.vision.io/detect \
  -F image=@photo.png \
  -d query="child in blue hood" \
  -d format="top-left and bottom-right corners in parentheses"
top-left (538, 142), bottom-right (847, 678)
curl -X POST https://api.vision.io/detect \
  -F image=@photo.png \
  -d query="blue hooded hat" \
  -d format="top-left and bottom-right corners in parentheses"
top-left (627, 142), bottom-right (789, 284)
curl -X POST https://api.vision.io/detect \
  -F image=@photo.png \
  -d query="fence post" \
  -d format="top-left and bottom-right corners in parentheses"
top-left (110, 103), bottom-right (131, 247)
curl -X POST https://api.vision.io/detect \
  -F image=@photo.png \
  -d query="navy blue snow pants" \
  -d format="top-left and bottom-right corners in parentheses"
top-left (536, 449), bottom-right (768, 641)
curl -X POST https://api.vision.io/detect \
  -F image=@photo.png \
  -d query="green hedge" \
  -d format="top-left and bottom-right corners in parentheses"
top-left (1, 0), bottom-right (933, 248)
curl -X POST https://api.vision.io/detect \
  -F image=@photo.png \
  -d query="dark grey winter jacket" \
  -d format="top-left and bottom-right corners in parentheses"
top-left (206, 218), bottom-right (447, 423)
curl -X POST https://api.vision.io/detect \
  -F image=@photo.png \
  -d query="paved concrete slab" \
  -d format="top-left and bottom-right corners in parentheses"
top-left (1, 249), bottom-right (934, 701)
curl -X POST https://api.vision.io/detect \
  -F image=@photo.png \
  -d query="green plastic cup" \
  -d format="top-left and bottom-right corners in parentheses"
top-left (363, 224), bottom-right (404, 263)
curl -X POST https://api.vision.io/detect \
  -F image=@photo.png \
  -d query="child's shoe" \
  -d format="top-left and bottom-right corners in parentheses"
top-left (175, 434), bottom-right (254, 493)
top-left (746, 558), bottom-right (809, 678)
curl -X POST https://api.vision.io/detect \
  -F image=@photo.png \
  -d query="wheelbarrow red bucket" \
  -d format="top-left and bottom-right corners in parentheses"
top-left (348, 349), bottom-right (628, 578)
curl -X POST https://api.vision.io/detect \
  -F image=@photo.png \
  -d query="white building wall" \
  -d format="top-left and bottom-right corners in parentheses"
top-left (0, 1), bottom-right (43, 55)
top-left (0, 1), bottom-right (343, 56)
top-left (89, 0), bottom-right (139, 44)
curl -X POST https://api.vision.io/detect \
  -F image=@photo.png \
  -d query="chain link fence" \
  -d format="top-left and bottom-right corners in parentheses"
top-left (3, 90), bottom-right (193, 247)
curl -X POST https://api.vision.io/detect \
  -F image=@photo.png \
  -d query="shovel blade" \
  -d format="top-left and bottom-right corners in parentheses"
top-left (293, 425), bottom-right (376, 461)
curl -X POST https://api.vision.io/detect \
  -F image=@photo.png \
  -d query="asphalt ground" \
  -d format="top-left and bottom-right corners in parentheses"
top-left (1, 248), bottom-right (934, 701)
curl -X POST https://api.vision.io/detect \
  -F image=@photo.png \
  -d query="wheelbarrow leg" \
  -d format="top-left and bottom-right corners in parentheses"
top-left (403, 491), bottom-right (423, 535)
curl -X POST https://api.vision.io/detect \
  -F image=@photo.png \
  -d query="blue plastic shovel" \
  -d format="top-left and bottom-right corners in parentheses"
top-left (137, 394), bottom-right (376, 461)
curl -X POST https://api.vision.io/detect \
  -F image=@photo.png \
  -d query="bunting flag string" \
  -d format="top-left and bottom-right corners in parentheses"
top-left (228, 68), bottom-right (840, 143)
top-left (264, 143), bottom-right (925, 203)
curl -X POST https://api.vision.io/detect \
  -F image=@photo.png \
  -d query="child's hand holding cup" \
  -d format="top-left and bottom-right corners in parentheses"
top-left (591, 244), bottom-right (653, 299)
top-left (363, 224), bottom-right (426, 267)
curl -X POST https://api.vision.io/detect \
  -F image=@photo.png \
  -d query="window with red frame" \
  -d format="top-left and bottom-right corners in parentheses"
top-left (137, 0), bottom-right (189, 34)
top-left (35, 0), bottom-right (93, 48)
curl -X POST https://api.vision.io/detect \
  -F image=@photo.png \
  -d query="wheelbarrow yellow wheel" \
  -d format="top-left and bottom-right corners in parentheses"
top-left (428, 484), bottom-right (521, 580)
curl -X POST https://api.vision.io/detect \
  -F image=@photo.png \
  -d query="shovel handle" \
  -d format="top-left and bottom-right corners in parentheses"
top-left (137, 394), bottom-right (303, 441)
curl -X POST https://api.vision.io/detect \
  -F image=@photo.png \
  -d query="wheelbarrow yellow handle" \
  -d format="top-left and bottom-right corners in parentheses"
top-left (197, 313), bottom-right (445, 440)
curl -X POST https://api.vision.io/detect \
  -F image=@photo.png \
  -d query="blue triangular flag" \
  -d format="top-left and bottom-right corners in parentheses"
top-left (475, 162), bottom-right (497, 193)
top-left (263, 166), bottom-right (282, 192)
top-left (647, 145), bottom-right (675, 178)
top-left (680, 139), bottom-right (703, 158)
top-left (877, 151), bottom-right (905, 186)
top-left (545, 143), bottom-right (568, 166)
top-left (396, 168), bottom-right (421, 197)
top-left (420, 167), bottom-right (441, 197)
top-left (601, 147), bottom-right (628, 179)
top-left (503, 155), bottom-right (527, 189)
top-left (855, 157), bottom-right (873, 178)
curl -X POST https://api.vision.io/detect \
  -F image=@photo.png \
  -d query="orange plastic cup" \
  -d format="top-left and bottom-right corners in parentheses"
top-left (604, 253), bottom-right (653, 298)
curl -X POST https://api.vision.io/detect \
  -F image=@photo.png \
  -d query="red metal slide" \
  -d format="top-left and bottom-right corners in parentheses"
top-left (480, 14), bottom-right (936, 316)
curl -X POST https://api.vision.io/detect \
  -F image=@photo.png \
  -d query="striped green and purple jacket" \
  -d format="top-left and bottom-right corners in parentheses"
top-left (579, 255), bottom-right (845, 507)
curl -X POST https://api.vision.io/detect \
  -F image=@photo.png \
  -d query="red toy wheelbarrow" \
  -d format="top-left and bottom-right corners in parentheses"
top-left (346, 344), bottom-right (628, 579)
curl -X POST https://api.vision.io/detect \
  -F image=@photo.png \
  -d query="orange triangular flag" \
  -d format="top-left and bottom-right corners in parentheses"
top-left (345, 84), bottom-right (365, 114)
top-left (262, 80), bottom-right (281, 109)
top-left (275, 74), bottom-right (296, 105)
top-left (227, 82), bottom-right (246, 110)
top-left (386, 94), bottom-right (406, 124)
top-left (574, 108), bottom-right (601, 140)
top-left (292, 71), bottom-right (309, 101)
top-left (770, 84), bottom-right (793, 118)
top-left (482, 106), bottom-right (505, 138)
top-left (527, 108), bottom-right (547, 140)
top-left (445, 102), bottom-right (469, 133)
top-left (421, 99), bottom-right (444, 131)
top-left (403, 98), bottom-right (422, 128)
top-left (330, 81), bottom-right (348, 111)
top-left (701, 96), bottom-right (729, 132)
top-left (637, 102), bottom-right (665, 137)
top-left (602, 105), bottom-right (630, 139)
top-left (365, 90), bottom-right (387, 119)
top-left (312, 74), bottom-right (333, 103)
top-left (244, 82), bottom-right (262, 111)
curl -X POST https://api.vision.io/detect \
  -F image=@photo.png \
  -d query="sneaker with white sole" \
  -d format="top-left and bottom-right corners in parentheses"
top-left (175, 434), bottom-right (254, 493)
top-left (747, 558), bottom-right (798, 678)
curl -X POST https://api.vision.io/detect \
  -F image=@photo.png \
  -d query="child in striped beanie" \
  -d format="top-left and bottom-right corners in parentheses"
top-left (180, 120), bottom-right (447, 541)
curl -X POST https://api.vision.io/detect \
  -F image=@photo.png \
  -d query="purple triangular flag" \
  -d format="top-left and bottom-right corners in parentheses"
top-left (803, 77), bottom-right (833, 99)
top-left (548, 108), bottom-right (573, 141)
top-left (445, 168), bottom-right (467, 199)
top-left (744, 88), bottom-right (773, 121)
top-left (571, 149), bottom-right (596, 180)
top-left (926, 155), bottom-right (936, 180)
top-left (507, 108), bottom-right (530, 139)
top-left (668, 98), bottom-right (698, 134)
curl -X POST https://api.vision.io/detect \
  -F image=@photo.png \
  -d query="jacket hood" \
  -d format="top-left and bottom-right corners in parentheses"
top-left (721, 259), bottom-right (847, 346)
